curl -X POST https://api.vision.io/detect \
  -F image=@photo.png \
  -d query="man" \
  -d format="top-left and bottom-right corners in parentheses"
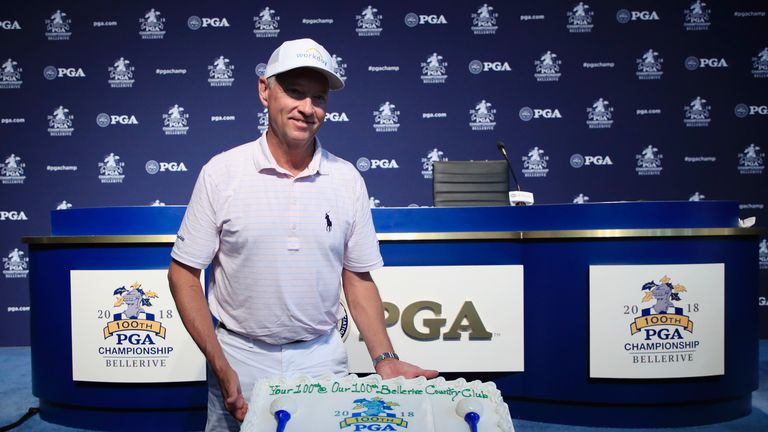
top-left (168, 38), bottom-right (437, 431)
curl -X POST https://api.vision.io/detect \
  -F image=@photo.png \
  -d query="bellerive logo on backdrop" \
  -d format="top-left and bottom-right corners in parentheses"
top-left (98, 153), bottom-right (125, 183)
top-left (636, 145), bottom-right (663, 176)
top-left (421, 148), bottom-right (447, 179)
top-left (586, 98), bottom-right (613, 129)
top-left (139, 8), bottom-right (165, 39)
top-left (208, 56), bottom-right (235, 87)
top-left (45, 9), bottom-right (71, 40)
top-left (522, 147), bottom-right (549, 178)
top-left (0, 58), bottom-right (22, 89)
top-left (356, 5), bottom-right (383, 36)
top-left (373, 102), bottom-right (399, 132)
top-left (1, 154), bottom-right (26, 184)
top-left (684, 0), bottom-right (711, 31)
top-left (471, 3), bottom-right (498, 35)
top-left (108, 57), bottom-right (135, 88)
top-left (47, 106), bottom-right (74, 136)
top-left (535, 51), bottom-right (561, 82)
top-left (253, 7), bottom-right (279, 37)
top-left (3, 248), bottom-right (28, 278)
top-left (469, 100), bottom-right (496, 131)
top-left (567, 2), bottom-right (594, 33)
top-left (162, 105), bottom-right (189, 135)
top-left (636, 49), bottom-right (663, 80)
top-left (738, 144), bottom-right (765, 175)
top-left (420, 53), bottom-right (447, 84)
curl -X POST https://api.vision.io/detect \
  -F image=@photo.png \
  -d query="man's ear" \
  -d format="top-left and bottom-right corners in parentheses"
top-left (258, 76), bottom-right (269, 108)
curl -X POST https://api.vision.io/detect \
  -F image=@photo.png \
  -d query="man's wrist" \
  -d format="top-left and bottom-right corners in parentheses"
top-left (372, 351), bottom-right (399, 367)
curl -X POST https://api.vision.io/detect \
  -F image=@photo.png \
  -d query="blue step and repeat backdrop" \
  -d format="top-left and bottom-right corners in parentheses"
top-left (1, 1), bottom-right (767, 345)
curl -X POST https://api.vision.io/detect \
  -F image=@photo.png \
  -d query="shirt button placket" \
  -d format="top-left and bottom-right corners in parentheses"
top-left (289, 181), bottom-right (298, 233)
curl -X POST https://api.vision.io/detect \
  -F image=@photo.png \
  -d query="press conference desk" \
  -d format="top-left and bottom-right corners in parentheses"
top-left (23, 201), bottom-right (762, 429)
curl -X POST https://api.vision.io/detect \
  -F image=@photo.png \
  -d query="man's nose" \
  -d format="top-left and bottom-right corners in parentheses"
top-left (297, 97), bottom-right (314, 114)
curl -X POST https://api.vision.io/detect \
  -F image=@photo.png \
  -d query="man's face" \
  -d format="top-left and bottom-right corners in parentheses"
top-left (259, 68), bottom-right (329, 149)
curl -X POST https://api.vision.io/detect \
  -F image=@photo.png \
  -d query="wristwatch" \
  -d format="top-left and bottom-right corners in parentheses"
top-left (372, 351), bottom-right (399, 367)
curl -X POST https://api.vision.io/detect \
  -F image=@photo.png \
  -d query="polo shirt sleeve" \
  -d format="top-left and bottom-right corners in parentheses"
top-left (343, 173), bottom-right (384, 272)
top-left (171, 164), bottom-right (220, 269)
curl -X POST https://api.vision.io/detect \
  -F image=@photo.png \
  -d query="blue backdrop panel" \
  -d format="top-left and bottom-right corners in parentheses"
top-left (1, 0), bottom-right (767, 344)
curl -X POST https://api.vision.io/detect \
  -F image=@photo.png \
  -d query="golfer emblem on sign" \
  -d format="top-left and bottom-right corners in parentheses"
top-left (629, 275), bottom-right (694, 336)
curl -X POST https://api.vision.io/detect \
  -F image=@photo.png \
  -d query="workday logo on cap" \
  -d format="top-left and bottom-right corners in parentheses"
top-left (295, 47), bottom-right (330, 69)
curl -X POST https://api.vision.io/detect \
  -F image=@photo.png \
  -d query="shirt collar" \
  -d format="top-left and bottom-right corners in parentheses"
top-left (252, 131), bottom-right (330, 177)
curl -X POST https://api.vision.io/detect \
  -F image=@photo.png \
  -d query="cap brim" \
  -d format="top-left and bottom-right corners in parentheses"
top-left (304, 66), bottom-right (344, 91)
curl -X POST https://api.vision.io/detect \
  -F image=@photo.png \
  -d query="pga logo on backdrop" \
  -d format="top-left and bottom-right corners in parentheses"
top-left (96, 113), bottom-right (139, 127)
top-left (468, 59), bottom-right (511, 74)
top-left (0, 211), bottom-right (28, 221)
top-left (325, 112), bottom-right (350, 122)
top-left (616, 9), bottom-right (660, 23)
top-left (404, 12), bottom-right (447, 27)
top-left (356, 157), bottom-right (399, 172)
top-left (570, 153), bottom-right (613, 168)
top-left (519, 107), bottom-right (562, 121)
top-left (684, 56), bottom-right (728, 70)
top-left (145, 160), bottom-right (188, 175)
top-left (43, 66), bottom-right (86, 80)
top-left (187, 16), bottom-right (230, 30)
top-left (734, 103), bottom-right (768, 118)
top-left (1, 20), bottom-right (21, 30)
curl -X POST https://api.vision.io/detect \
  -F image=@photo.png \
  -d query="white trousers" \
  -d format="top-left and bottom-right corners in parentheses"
top-left (205, 326), bottom-right (348, 431)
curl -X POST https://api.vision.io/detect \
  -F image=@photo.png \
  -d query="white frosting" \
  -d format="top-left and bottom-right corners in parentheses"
top-left (242, 374), bottom-right (514, 432)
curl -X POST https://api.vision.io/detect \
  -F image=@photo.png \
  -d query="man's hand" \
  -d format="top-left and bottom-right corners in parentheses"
top-left (375, 358), bottom-right (439, 380)
top-left (218, 366), bottom-right (248, 422)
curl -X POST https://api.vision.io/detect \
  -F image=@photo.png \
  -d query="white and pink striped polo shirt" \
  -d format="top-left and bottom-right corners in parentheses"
top-left (171, 133), bottom-right (383, 345)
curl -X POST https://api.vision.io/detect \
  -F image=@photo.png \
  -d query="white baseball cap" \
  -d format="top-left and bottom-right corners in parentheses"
top-left (265, 38), bottom-right (344, 90)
